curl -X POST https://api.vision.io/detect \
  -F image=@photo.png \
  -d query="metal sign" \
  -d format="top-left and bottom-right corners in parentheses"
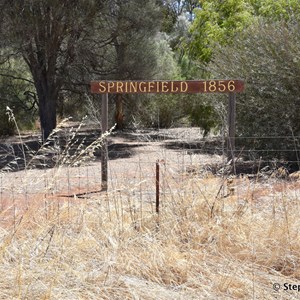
top-left (90, 80), bottom-right (244, 94)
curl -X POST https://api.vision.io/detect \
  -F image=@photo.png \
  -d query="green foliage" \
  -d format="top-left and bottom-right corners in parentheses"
top-left (154, 34), bottom-right (181, 80)
top-left (189, 0), bottom-right (253, 62)
top-left (110, 0), bottom-right (162, 80)
top-left (1, 0), bottom-right (111, 139)
top-left (160, 0), bottom-right (200, 34)
top-left (209, 19), bottom-right (300, 160)
top-left (254, 0), bottom-right (300, 21)
top-left (189, 0), bottom-right (300, 64)
top-left (141, 94), bottom-right (183, 128)
top-left (187, 0), bottom-right (300, 140)
top-left (0, 53), bottom-right (36, 135)
top-left (93, 0), bottom-right (164, 129)
top-left (187, 100), bottom-right (219, 136)
top-left (128, 34), bottom-right (183, 128)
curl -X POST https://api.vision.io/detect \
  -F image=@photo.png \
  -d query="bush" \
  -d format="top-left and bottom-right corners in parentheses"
top-left (209, 19), bottom-right (300, 161)
top-left (0, 56), bottom-right (37, 135)
top-left (0, 108), bottom-right (15, 136)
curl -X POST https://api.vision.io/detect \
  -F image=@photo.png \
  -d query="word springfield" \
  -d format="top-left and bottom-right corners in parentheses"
top-left (90, 80), bottom-right (245, 94)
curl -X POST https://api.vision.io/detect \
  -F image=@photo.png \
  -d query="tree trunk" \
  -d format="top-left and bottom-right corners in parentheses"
top-left (24, 47), bottom-right (59, 142)
top-left (39, 93), bottom-right (57, 141)
top-left (34, 76), bottom-right (58, 141)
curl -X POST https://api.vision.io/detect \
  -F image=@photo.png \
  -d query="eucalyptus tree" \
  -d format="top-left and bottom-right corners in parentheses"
top-left (189, 0), bottom-right (253, 63)
top-left (1, 0), bottom-right (110, 140)
top-left (160, 0), bottom-right (199, 32)
top-left (105, 0), bottom-right (162, 129)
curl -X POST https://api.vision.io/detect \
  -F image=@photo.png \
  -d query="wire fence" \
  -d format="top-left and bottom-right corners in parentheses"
top-left (0, 126), bottom-right (300, 228)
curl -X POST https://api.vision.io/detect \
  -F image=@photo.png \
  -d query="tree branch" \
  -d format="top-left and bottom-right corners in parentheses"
top-left (0, 73), bottom-right (34, 84)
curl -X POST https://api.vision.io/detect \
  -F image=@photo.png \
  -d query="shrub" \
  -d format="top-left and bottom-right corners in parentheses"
top-left (209, 19), bottom-right (300, 162)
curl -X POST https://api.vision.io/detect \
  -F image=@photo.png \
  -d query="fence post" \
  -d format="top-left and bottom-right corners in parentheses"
top-left (101, 93), bottom-right (108, 191)
top-left (156, 160), bottom-right (160, 214)
top-left (227, 92), bottom-right (236, 165)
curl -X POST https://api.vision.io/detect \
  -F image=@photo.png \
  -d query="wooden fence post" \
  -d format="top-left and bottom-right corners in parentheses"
top-left (227, 92), bottom-right (236, 164)
top-left (101, 93), bottom-right (108, 191)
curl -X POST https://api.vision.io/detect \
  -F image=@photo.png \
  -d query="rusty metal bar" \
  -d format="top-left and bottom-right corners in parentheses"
top-left (156, 160), bottom-right (160, 214)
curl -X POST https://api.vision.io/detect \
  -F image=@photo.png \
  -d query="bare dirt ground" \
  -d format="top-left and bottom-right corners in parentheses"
top-left (0, 126), bottom-right (224, 226)
top-left (1, 125), bottom-right (300, 227)
top-left (1, 126), bottom-right (300, 299)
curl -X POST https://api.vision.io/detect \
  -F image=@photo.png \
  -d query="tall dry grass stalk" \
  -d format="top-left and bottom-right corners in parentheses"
top-left (0, 115), bottom-right (300, 299)
top-left (1, 171), bottom-right (300, 299)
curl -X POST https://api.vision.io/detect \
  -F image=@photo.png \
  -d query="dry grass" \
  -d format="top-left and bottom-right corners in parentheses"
top-left (1, 172), bottom-right (300, 299)
top-left (1, 119), bottom-right (300, 299)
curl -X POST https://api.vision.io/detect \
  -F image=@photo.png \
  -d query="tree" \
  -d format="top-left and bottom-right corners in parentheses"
top-left (188, 0), bottom-right (300, 64)
top-left (0, 54), bottom-right (36, 135)
top-left (140, 33), bottom-right (182, 128)
top-left (106, 0), bottom-right (162, 129)
top-left (160, 0), bottom-right (200, 33)
top-left (251, 0), bottom-right (300, 21)
top-left (1, 0), bottom-right (108, 140)
top-left (189, 0), bottom-right (253, 63)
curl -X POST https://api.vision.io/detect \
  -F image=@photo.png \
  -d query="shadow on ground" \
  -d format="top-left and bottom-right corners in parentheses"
top-left (99, 142), bottom-right (145, 160)
top-left (163, 139), bottom-right (224, 156)
top-left (0, 129), bottom-right (146, 172)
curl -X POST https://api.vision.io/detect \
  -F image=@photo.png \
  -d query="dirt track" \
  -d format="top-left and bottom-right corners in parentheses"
top-left (0, 127), bottom-right (224, 226)
top-left (1, 126), bottom-right (300, 228)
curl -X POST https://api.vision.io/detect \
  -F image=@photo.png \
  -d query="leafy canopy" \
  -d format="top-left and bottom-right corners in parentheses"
top-left (189, 0), bottom-right (253, 63)
top-left (189, 0), bottom-right (300, 64)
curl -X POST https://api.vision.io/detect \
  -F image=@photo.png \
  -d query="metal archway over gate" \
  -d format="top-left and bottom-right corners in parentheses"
top-left (90, 80), bottom-right (245, 190)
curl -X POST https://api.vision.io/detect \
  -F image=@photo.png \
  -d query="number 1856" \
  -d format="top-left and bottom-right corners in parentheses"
top-left (203, 80), bottom-right (236, 93)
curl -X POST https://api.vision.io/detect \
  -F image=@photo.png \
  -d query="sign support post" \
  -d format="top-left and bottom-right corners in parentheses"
top-left (101, 93), bottom-right (108, 191)
top-left (227, 92), bottom-right (236, 164)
